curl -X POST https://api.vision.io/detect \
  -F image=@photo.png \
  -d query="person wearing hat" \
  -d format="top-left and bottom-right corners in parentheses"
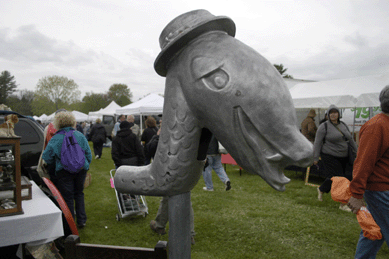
top-left (111, 120), bottom-right (144, 167)
top-left (313, 104), bottom-right (357, 211)
top-left (348, 85), bottom-right (389, 258)
top-left (301, 109), bottom-right (317, 144)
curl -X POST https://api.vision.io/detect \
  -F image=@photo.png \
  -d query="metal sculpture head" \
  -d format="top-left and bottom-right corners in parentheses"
top-left (154, 10), bottom-right (236, 76)
top-left (114, 9), bottom-right (313, 196)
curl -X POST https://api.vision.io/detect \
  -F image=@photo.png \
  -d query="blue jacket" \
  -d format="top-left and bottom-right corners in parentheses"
top-left (42, 127), bottom-right (92, 173)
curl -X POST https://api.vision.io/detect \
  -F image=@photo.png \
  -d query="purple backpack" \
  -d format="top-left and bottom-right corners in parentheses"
top-left (56, 129), bottom-right (85, 173)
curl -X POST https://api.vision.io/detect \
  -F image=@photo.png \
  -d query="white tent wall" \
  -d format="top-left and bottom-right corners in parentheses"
top-left (290, 73), bottom-right (389, 109)
top-left (290, 74), bottom-right (389, 133)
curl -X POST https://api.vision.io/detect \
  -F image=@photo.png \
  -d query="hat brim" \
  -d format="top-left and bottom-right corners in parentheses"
top-left (154, 16), bottom-right (236, 77)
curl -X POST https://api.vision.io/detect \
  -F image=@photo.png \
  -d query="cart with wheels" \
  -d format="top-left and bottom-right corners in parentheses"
top-left (110, 169), bottom-right (148, 221)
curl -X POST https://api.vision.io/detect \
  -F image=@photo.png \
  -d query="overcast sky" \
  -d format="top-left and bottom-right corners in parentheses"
top-left (1, 0), bottom-right (388, 102)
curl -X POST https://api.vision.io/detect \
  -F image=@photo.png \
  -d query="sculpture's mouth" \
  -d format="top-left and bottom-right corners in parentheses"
top-left (232, 106), bottom-right (290, 191)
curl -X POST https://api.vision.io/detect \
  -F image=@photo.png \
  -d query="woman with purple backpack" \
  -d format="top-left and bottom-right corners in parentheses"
top-left (42, 111), bottom-right (92, 229)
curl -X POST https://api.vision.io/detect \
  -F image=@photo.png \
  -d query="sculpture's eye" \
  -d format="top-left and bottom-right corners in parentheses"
top-left (202, 69), bottom-right (229, 90)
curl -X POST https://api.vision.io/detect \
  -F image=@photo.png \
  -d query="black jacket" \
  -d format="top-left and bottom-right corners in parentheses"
top-left (111, 128), bottom-right (145, 166)
top-left (89, 123), bottom-right (107, 143)
top-left (144, 134), bottom-right (159, 161)
top-left (207, 135), bottom-right (219, 155)
top-left (141, 127), bottom-right (158, 145)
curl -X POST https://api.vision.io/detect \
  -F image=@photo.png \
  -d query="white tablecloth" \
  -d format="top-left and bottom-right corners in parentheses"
top-left (0, 181), bottom-right (64, 247)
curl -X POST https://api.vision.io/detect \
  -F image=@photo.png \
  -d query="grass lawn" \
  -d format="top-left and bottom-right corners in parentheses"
top-left (80, 143), bottom-right (389, 258)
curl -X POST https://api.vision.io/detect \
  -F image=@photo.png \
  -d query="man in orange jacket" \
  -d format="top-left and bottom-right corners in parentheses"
top-left (348, 85), bottom-right (389, 258)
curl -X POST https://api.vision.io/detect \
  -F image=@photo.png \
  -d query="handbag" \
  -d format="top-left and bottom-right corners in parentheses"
top-left (333, 122), bottom-right (356, 165)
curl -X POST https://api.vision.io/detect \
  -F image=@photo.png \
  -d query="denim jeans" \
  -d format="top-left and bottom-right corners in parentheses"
top-left (55, 169), bottom-right (87, 225)
top-left (355, 190), bottom-right (389, 259)
top-left (203, 155), bottom-right (230, 190)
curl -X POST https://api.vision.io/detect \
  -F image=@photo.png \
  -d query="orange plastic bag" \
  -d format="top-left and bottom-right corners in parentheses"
top-left (331, 176), bottom-right (352, 203)
top-left (331, 177), bottom-right (382, 240)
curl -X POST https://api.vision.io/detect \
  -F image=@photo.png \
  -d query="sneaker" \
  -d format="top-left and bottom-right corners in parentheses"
top-left (317, 187), bottom-right (323, 201)
top-left (77, 223), bottom-right (86, 229)
top-left (225, 181), bottom-right (231, 191)
top-left (150, 220), bottom-right (166, 235)
top-left (95, 155), bottom-right (99, 159)
top-left (191, 236), bottom-right (195, 245)
top-left (339, 204), bottom-right (352, 212)
top-left (202, 187), bottom-right (214, 191)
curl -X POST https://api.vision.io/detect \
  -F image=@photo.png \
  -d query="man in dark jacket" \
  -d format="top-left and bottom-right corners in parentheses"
top-left (111, 121), bottom-right (144, 167)
top-left (88, 118), bottom-right (107, 159)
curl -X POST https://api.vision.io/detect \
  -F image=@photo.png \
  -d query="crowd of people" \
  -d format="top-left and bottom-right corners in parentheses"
top-left (34, 84), bottom-right (389, 259)
top-left (36, 111), bottom-right (232, 250)
top-left (300, 85), bottom-right (389, 258)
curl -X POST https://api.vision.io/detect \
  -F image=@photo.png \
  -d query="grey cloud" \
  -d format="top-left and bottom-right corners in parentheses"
top-left (277, 42), bottom-right (389, 81)
top-left (0, 25), bottom-right (96, 66)
top-left (344, 32), bottom-right (369, 48)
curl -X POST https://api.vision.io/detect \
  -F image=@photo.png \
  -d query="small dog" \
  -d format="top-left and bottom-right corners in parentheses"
top-left (0, 114), bottom-right (19, 137)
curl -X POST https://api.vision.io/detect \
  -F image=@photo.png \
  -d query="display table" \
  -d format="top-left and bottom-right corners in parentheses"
top-left (0, 181), bottom-right (63, 247)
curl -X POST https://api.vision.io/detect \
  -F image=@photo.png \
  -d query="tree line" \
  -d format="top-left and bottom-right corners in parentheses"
top-left (0, 65), bottom-right (292, 116)
top-left (0, 71), bottom-right (133, 116)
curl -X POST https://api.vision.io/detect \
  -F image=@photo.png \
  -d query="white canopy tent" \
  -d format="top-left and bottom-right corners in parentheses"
top-left (72, 111), bottom-right (89, 122)
top-left (116, 94), bottom-right (164, 115)
top-left (40, 111), bottom-right (90, 124)
top-left (43, 112), bottom-right (56, 124)
top-left (88, 101), bottom-right (122, 116)
top-left (290, 73), bottom-right (389, 132)
top-left (116, 93), bottom-right (164, 132)
top-left (38, 114), bottom-right (47, 123)
top-left (290, 73), bottom-right (389, 109)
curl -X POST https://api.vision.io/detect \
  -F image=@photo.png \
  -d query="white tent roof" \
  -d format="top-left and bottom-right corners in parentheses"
top-left (41, 111), bottom-right (89, 123)
top-left (38, 114), bottom-right (47, 120)
top-left (72, 111), bottom-right (89, 122)
top-left (88, 108), bottom-right (103, 116)
top-left (116, 94), bottom-right (164, 115)
top-left (290, 74), bottom-right (389, 108)
top-left (88, 101), bottom-right (122, 116)
top-left (44, 112), bottom-right (56, 123)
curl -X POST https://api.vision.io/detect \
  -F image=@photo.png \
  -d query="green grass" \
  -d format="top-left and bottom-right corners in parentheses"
top-left (80, 143), bottom-right (389, 258)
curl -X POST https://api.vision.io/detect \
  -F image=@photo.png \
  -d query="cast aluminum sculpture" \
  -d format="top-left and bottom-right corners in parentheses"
top-left (114, 9), bottom-right (313, 258)
top-left (114, 10), bottom-right (313, 196)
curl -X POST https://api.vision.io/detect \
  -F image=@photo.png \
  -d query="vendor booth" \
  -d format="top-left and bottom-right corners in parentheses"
top-left (290, 73), bottom-right (389, 131)
top-left (116, 94), bottom-right (164, 131)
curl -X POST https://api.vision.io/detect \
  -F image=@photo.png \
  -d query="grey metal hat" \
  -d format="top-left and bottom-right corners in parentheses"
top-left (154, 9), bottom-right (236, 77)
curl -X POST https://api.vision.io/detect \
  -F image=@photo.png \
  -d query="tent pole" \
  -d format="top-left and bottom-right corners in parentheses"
top-left (369, 107), bottom-right (372, 120)
top-left (318, 108), bottom-right (321, 123)
top-left (352, 107), bottom-right (356, 137)
top-left (140, 114), bottom-right (143, 133)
